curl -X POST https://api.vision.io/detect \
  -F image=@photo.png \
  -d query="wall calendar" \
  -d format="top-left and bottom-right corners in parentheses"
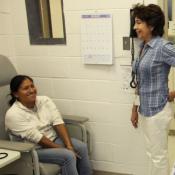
top-left (81, 14), bottom-right (113, 65)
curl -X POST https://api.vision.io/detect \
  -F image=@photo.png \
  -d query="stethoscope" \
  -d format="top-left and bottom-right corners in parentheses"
top-left (130, 71), bottom-right (137, 88)
top-left (130, 37), bottom-right (138, 88)
top-left (0, 152), bottom-right (8, 159)
top-left (130, 38), bottom-right (146, 89)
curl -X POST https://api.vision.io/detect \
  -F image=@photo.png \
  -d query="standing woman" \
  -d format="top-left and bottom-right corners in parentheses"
top-left (130, 4), bottom-right (175, 175)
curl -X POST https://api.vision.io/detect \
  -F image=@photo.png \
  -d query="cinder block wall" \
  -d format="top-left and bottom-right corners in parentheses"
top-left (0, 0), bottom-right (17, 68)
top-left (0, 0), bottom-right (158, 174)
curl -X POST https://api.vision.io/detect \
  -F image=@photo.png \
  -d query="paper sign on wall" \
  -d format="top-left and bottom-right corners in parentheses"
top-left (120, 64), bottom-right (134, 93)
top-left (81, 14), bottom-right (113, 65)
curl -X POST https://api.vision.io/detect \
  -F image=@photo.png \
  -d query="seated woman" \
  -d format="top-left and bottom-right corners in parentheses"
top-left (5, 75), bottom-right (92, 175)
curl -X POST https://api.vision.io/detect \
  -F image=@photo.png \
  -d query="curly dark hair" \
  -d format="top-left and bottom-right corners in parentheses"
top-left (132, 4), bottom-right (165, 36)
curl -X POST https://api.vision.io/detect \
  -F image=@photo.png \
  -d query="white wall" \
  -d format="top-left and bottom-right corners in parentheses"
top-left (0, 0), bottom-right (17, 68)
top-left (0, 0), bottom-right (158, 174)
top-left (144, 0), bottom-right (158, 4)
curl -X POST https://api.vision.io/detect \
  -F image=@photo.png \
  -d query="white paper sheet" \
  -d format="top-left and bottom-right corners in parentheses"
top-left (120, 64), bottom-right (134, 93)
top-left (81, 14), bottom-right (113, 65)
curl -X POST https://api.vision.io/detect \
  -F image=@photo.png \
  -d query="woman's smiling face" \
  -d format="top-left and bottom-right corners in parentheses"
top-left (14, 78), bottom-right (37, 108)
top-left (134, 17), bottom-right (153, 43)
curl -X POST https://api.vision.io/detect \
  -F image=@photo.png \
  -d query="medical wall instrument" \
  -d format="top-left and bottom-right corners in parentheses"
top-left (0, 152), bottom-right (8, 159)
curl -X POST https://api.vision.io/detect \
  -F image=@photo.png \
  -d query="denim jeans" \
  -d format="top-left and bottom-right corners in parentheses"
top-left (36, 138), bottom-right (92, 175)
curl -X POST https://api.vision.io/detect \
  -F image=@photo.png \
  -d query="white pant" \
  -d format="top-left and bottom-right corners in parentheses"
top-left (139, 102), bottom-right (173, 175)
top-left (171, 164), bottom-right (175, 175)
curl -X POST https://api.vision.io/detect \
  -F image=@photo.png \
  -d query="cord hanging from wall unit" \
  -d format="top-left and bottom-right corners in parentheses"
top-left (129, 9), bottom-right (137, 88)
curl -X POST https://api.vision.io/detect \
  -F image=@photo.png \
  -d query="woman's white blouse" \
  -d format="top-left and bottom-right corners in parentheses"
top-left (5, 96), bottom-right (64, 143)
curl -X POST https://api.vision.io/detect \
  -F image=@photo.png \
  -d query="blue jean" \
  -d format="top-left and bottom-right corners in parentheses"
top-left (36, 138), bottom-right (92, 175)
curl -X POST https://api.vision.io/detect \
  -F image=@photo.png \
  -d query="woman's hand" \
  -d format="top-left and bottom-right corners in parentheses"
top-left (131, 106), bottom-right (138, 128)
top-left (168, 91), bottom-right (175, 102)
top-left (67, 146), bottom-right (82, 159)
top-left (39, 136), bottom-right (64, 148)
